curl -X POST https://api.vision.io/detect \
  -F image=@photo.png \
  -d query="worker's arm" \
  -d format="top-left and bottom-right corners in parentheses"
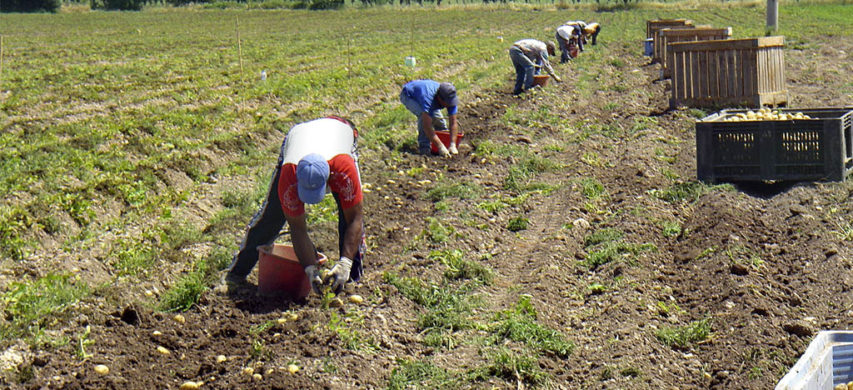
top-left (447, 114), bottom-right (459, 149)
top-left (421, 112), bottom-right (449, 155)
top-left (286, 213), bottom-right (318, 268)
top-left (340, 202), bottom-right (363, 261)
top-left (540, 55), bottom-right (562, 83)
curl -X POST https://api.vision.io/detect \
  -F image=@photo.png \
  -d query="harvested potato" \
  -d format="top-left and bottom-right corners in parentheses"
top-left (276, 317), bottom-right (287, 325)
top-left (287, 364), bottom-right (300, 374)
top-left (242, 367), bottom-right (254, 376)
top-left (215, 355), bottom-right (227, 363)
top-left (157, 346), bottom-right (170, 355)
top-left (179, 381), bottom-right (200, 390)
top-left (834, 384), bottom-right (846, 390)
top-left (152, 330), bottom-right (162, 336)
top-left (287, 312), bottom-right (298, 321)
top-left (173, 314), bottom-right (186, 324)
top-left (94, 364), bottom-right (109, 375)
top-left (348, 295), bottom-right (364, 304)
top-left (252, 373), bottom-right (263, 381)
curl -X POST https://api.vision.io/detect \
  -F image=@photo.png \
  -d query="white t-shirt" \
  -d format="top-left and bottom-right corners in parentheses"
top-left (282, 118), bottom-right (354, 165)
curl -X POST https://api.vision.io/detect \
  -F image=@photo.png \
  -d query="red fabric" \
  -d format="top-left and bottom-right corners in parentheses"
top-left (278, 154), bottom-right (362, 217)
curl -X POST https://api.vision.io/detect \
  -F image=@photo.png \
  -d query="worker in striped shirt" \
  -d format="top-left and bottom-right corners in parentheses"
top-left (509, 39), bottom-right (562, 95)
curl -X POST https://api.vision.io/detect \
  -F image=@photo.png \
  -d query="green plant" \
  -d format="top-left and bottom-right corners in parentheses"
top-left (579, 177), bottom-right (606, 200)
top-left (328, 311), bottom-right (377, 351)
top-left (429, 249), bottom-right (493, 285)
top-left (388, 359), bottom-right (458, 390)
top-left (74, 326), bottom-right (94, 360)
top-left (506, 216), bottom-right (529, 232)
top-left (426, 182), bottom-right (482, 202)
top-left (650, 182), bottom-right (734, 204)
top-left (489, 297), bottom-right (574, 358)
top-left (0, 274), bottom-right (89, 341)
top-left (472, 347), bottom-right (549, 386)
top-left (662, 220), bottom-right (682, 238)
top-left (656, 318), bottom-right (712, 349)
top-left (584, 228), bottom-right (656, 269)
top-left (425, 217), bottom-right (454, 243)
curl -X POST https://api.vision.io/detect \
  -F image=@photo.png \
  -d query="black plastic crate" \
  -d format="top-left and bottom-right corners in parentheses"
top-left (696, 108), bottom-right (853, 182)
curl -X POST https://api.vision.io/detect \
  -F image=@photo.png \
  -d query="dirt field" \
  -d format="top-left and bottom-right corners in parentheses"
top-left (11, 27), bottom-right (853, 390)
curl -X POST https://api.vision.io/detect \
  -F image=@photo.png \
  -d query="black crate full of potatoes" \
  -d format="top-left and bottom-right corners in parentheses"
top-left (696, 108), bottom-right (853, 183)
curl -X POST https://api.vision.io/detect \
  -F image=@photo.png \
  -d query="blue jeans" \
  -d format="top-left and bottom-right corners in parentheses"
top-left (228, 136), bottom-right (365, 282)
top-left (510, 46), bottom-right (537, 95)
top-left (399, 90), bottom-right (448, 154)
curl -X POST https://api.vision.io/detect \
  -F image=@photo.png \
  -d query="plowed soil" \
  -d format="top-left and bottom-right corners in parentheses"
top-left (16, 33), bottom-right (853, 390)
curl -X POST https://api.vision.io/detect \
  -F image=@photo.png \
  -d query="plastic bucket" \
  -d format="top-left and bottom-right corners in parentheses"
top-left (405, 56), bottom-right (417, 67)
top-left (430, 131), bottom-right (464, 153)
top-left (533, 74), bottom-right (550, 87)
top-left (644, 38), bottom-right (654, 56)
top-left (257, 244), bottom-right (326, 298)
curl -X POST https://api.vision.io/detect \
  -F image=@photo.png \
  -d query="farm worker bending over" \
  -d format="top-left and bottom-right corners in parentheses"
top-left (555, 24), bottom-right (583, 63)
top-left (225, 116), bottom-right (365, 295)
top-left (583, 22), bottom-right (602, 46)
top-left (509, 39), bottom-right (562, 95)
top-left (399, 79), bottom-right (460, 157)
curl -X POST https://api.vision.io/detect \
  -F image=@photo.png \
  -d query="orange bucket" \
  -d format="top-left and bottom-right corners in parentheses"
top-left (430, 130), bottom-right (464, 153)
top-left (533, 74), bottom-right (550, 87)
top-left (257, 244), bottom-right (326, 298)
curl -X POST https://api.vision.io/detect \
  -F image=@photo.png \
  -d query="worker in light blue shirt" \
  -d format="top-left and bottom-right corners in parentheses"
top-left (399, 79), bottom-right (461, 157)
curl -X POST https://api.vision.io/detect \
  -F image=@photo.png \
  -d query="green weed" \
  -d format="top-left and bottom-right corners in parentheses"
top-left (388, 359), bottom-right (459, 390)
top-left (429, 249), bottom-right (493, 285)
top-left (650, 182), bottom-right (734, 204)
top-left (584, 228), bottom-right (657, 269)
top-left (506, 216), bottom-right (529, 232)
top-left (328, 311), bottom-right (377, 351)
top-left (488, 296), bottom-right (574, 358)
top-left (662, 220), bottom-right (682, 238)
top-left (656, 318), bottom-right (712, 349)
top-left (471, 347), bottom-right (549, 386)
top-left (0, 274), bottom-right (89, 341)
top-left (426, 182), bottom-right (482, 202)
top-left (425, 217), bottom-right (454, 243)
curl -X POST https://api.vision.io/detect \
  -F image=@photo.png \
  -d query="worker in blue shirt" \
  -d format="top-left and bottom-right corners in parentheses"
top-left (399, 80), bottom-right (461, 157)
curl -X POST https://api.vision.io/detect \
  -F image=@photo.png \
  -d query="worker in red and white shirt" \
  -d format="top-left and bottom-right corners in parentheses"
top-left (226, 116), bottom-right (365, 295)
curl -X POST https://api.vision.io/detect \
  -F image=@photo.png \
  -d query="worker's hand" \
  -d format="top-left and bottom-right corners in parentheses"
top-left (437, 144), bottom-right (451, 158)
top-left (448, 143), bottom-right (459, 155)
top-left (304, 265), bottom-right (324, 294)
top-left (323, 256), bottom-right (353, 294)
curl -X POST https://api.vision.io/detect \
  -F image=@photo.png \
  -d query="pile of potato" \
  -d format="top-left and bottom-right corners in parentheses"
top-left (722, 108), bottom-right (812, 122)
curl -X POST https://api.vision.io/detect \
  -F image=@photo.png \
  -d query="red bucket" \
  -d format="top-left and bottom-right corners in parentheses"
top-left (257, 244), bottom-right (326, 298)
top-left (430, 130), bottom-right (464, 153)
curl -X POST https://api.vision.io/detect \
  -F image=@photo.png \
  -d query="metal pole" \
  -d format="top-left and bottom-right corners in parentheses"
top-left (767, 0), bottom-right (778, 32)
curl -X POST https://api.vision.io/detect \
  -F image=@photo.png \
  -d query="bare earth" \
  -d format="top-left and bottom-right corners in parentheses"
top-left (13, 33), bottom-right (853, 389)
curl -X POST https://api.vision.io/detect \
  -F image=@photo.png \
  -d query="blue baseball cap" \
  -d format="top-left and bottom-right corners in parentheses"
top-left (296, 153), bottom-right (329, 204)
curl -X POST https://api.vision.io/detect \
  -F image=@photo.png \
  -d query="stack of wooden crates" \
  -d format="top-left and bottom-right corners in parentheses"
top-left (646, 19), bottom-right (788, 108)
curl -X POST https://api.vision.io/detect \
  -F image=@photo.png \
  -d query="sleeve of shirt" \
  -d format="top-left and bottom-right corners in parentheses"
top-left (539, 52), bottom-right (557, 79)
top-left (328, 155), bottom-right (362, 210)
top-left (447, 105), bottom-right (458, 116)
top-left (277, 164), bottom-right (306, 217)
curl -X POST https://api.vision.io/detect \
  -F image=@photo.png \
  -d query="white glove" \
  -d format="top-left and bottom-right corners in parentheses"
top-left (323, 257), bottom-right (353, 294)
top-left (437, 144), bottom-right (451, 157)
top-left (448, 143), bottom-right (459, 155)
top-left (304, 265), bottom-right (323, 295)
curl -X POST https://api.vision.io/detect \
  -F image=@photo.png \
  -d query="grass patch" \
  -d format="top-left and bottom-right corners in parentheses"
top-left (429, 249), bottom-right (493, 285)
top-left (656, 318), bottom-right (712, 349)
top-left (583, 228), bottom-right (657, 269)
top-left (506, 216), bottom-right (529, 232)
top-left (488, 295), bottom-right (574, 358)
top-left (426, 182), bottom-right (482, 202)
top-left (471, 347), bottom-right (549, 386)
top-left (157, 247), bottom-right (231, 312)
top-left (0, 274), bottom-right (89, 341)
top-left (388, 359), bottom-right (459, 390)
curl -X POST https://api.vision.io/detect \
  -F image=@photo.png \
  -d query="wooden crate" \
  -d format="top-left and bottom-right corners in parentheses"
top-left (695, 108), bottom-right (853, 183)
top-left (646, 19), bottom-right (694, 63)
top-left (669, 36), bottom-right (788, 109)
top-left (646, 18), bottom-right (693, 39)
top-left (660, 27), bottom-right (732, 79)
